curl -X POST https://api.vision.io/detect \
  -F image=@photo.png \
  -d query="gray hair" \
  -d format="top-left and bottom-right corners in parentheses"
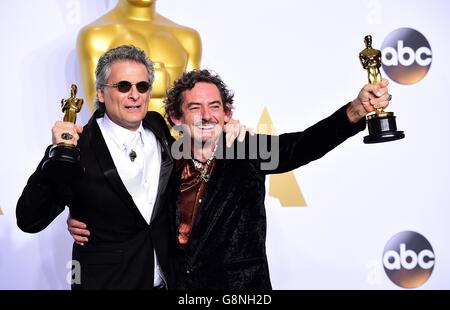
top-left (95, 45), bottom-right (154, 112)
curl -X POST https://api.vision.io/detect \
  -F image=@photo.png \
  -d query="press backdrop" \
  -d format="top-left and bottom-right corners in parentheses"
top-left (0, 0), bottom-right (449, 289)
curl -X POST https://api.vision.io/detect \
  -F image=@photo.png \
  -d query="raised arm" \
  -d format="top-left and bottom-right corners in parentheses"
top-left (16, 147), bottom-right (70, 232)
top-left (257, 79), bottom-right (390, 174)
top-left (16, 121), bottom-right (83, 232)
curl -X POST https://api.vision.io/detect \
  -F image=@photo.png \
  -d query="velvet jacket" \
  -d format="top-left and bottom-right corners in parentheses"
top-left (169, 105), bottom-right (366, 289)
top-left (16, 110), bottom-right (175, 290)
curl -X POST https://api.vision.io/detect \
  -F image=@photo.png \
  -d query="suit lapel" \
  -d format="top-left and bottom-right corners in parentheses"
top-left (150, 138), bottom-right (173, 223)
top-left (188, 159), bottom-right (228, 264)
top-left (194, 135), bottom-right (228, 233)
top-left (142, 113), bottom-right (174, 223)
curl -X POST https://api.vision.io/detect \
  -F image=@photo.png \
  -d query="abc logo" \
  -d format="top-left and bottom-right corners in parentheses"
top-left (381, 28), bottom-right (432, 84)
top-left (383, 231), bottom-right (435, 288)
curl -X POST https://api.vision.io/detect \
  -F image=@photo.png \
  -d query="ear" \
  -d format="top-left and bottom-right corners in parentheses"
top-left (169, 111), bottom-right (182, 126)
top-left (224, 102), bottom-right (232, 123)
top-left (97, 88), bottom-right (105, 103)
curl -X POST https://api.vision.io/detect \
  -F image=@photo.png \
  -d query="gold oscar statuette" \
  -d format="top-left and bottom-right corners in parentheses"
top-left (359, 35), bottom-right (405, 143)
top-left (42, 84), bottom-right (84, 182)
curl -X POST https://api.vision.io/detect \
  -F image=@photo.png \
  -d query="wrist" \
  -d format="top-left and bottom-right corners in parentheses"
top-left (346, 99), bottom-right (366, 124)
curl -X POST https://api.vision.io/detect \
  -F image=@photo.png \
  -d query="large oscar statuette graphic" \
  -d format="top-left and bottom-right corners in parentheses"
top-left (42, 84), bottom-right (84, 181)
top-left (359, 35), bottom-right (405, 143)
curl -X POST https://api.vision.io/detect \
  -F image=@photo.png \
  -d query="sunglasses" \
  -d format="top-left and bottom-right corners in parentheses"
top-left (101, 81), bottom-right (151, 93)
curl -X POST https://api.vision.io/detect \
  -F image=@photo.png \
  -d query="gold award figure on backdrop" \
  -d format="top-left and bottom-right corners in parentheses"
top-left (42, 84), bottom-right (84, 182)
top-left (257, 108), bottom-right (307, 206)
top-left (77, 0), bottom-right (202, 114)
top-left (359, 35), bottom-right (404, 143)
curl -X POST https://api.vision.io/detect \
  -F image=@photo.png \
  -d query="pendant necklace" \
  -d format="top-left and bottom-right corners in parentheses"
top-left (192, 144), bottom-right (218, 182)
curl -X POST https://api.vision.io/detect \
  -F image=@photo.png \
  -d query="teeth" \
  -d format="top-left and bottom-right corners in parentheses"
top-left (197, 124), bottom-right (215, 129)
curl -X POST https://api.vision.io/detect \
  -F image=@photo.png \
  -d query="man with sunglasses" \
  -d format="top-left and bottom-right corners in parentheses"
top-left (17, 45), bottom-right (247, 290)
top-left (17, 45), bottom-right (173, 290)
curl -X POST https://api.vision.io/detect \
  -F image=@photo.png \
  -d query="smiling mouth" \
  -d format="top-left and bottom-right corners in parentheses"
top-left (196, 124), bottom-right (216, 130)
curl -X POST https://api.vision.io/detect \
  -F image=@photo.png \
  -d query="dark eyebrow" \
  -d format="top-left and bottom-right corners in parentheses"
top-left (186, 102), bottom-right (201, 108)
top-left (186, 101), bottom-right (222, 107)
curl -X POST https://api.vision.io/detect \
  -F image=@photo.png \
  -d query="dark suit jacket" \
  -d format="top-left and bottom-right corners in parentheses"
top-left (16, 110), bottom-right (175, 290)
top-left (169, 105), bottom-right (366, 289)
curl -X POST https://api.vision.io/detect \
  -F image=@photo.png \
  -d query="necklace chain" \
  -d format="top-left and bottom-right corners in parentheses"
top-left (191, 144), bottom-right (218, 182)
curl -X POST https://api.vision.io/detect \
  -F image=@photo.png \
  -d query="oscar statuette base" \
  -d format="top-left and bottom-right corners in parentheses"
top-left (363, 112), bottom-right (405, 144)
top-left (42, 143), bottom-right (84, 182)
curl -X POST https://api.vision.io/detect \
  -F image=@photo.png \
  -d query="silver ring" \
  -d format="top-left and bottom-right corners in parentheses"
top-left (388, 94), bottom-right (392, 101)
top-left (61, 132), bottom-right (73, 140)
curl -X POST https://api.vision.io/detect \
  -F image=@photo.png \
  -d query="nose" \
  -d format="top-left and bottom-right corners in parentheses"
top-left (128, 85), bottom-right (140, 101)
top-left (201, 106), bottom-right (211, 120)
